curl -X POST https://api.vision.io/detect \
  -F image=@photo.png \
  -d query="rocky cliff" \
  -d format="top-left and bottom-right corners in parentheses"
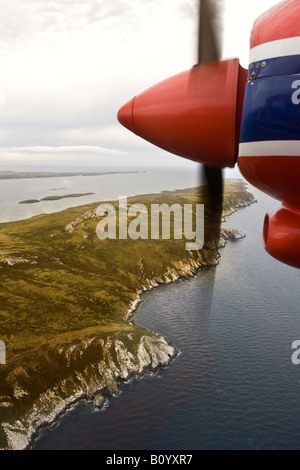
top-left (1, 333), bottom-right (175, 450)
top-left (0, 181), bottom-right (256, 450)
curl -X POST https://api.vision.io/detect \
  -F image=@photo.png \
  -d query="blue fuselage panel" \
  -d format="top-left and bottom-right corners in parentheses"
top-left (240, 73), bottom-right (300, 143)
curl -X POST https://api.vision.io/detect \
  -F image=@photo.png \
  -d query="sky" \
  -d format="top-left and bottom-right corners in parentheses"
top-left (0, 0), bottom-right (282, 172)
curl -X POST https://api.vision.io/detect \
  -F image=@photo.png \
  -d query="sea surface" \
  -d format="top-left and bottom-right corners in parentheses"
top-left (0, 169), bottom-right (199, 223)
top-left (26, 180), bottom-right (300, 450)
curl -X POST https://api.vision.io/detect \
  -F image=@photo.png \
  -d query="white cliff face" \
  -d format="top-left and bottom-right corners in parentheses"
top-left (138, 336), bottom-right (175, 373)
top-left (125, 227), bottom-right (246, 322)
top-left (0, 257), bottom-right (38, 267)
top-left (1, 333), bottom-right (176, 451)
top-left (65, 209), bottom-right (97, 233)
top-left (114, 340), bottom-right (137, 378)
top-left (0, 193), bottom-right (255, 451)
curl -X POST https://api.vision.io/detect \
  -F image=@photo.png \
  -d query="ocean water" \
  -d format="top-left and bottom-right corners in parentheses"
top-left (31, 186), bottom-right (300, 450)
top-left (0, 169), bottom-right (199, 223)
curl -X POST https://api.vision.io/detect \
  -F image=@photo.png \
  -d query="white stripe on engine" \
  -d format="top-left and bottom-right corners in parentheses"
top-left (239, 141), bottom-right (300, 157)
top-left (250, 37), bottom-right (300, 63)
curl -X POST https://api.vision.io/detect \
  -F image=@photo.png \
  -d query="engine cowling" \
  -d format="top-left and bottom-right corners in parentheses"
top-left (263, 205), bottom-right (300, 269)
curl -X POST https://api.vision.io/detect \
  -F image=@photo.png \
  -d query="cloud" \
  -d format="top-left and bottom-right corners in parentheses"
top-left (0, 0), bottom-right (197, 163)
top-left (0, 143), bottom-right (198, 173)
top-left (0, 0), bottom-right (281, 171)
top-left (1, 145), bottom-right (128, 154)
top-left (0, 0), bottom-right (138, 48)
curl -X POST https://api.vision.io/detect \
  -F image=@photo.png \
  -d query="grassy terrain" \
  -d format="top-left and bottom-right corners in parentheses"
top-left (0, 181), bottom-right (252, 353)
top-left (0, 180), bottom-right (255, 447)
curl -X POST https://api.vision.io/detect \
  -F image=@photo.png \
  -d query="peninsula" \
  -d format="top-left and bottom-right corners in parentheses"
top-left (0, 180), bottom-right (256, 450)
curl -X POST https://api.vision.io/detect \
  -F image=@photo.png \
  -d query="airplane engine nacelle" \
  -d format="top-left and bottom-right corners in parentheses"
top-left (238, 0), bottom-right (300, 268)
top-left (264, 205), bottom-right (300, 269)
top-left (118, 59), bottom-right (247, 168)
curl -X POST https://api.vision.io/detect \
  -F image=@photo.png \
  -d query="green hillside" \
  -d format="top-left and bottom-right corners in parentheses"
top-left (0, 180), bottom-right (255, 449)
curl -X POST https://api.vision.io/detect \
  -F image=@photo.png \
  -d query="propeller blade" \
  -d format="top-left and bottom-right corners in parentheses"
top-left (202, 165), bottom-right (223, 249)
top-left (196, 0), bottom-right (224, 309)
top-left (198, 0), bottom-right (221, 64)
top-left (199, 165), bottom-right (224, 314)
top-left (197, 0), bottom-right (224, 247)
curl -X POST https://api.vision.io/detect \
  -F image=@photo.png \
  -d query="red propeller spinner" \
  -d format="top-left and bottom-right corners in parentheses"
top-left (118, 60), bottom-right (247, 169)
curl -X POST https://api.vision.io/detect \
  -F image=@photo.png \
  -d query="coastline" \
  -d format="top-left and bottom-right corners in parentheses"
top-left (26, 334), bottom-right (177, 451)
top-left (0, 183), bottom-right (256, 450)
top-left (3, 332), bottom-right (177, 451)
top-left (27, 227), bottom-right (246, 451)
top-left (125, 198), bottom-right (254, 325)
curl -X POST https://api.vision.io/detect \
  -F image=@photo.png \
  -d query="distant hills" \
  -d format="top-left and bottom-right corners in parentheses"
top-left (0, 171), bottom-right (142, 180)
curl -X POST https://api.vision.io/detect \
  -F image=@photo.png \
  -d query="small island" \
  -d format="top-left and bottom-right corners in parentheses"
top-left (19, 199), bottom-right (40, 205)
top-left (19, 193), bottom-right (95, 204)
top-left (0, 180), bottom-right (256, 450)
